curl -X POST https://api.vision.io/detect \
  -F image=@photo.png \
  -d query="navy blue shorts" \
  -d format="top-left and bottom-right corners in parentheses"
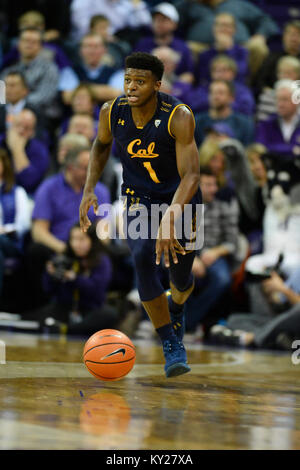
top-left (121, 189), bottom-right (202, 301)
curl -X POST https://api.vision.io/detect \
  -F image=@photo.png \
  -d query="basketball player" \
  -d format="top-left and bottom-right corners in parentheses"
top-left (79, 52), bottom-right (201, 378)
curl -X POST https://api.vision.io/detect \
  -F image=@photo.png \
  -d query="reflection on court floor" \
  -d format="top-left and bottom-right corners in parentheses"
top-left (0, 332), bottom-right (299, 450)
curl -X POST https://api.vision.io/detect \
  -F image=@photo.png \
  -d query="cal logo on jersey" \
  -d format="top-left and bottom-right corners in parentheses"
top-left (127, 139), bottom-right (159, 159)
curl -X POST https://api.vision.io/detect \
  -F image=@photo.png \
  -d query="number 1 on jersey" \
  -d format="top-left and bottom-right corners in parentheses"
top-left (143, 161), bottom-right (161, 183)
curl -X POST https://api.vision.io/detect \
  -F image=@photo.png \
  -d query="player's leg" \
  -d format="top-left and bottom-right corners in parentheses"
top-left (167, 250), bottom-right (196, 340)
top-left (127, 235), bottom-right (191, 377)
top-left (142, 294), bottom-right (191, 378)
top-left (167, 191), bottom-right (202, 338)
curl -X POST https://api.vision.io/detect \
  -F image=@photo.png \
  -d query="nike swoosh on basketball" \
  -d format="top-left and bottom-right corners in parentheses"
top-left (101, 348), bottom-right (126, 360)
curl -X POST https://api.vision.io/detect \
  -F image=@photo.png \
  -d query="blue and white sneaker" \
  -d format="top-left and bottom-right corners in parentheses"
top-left (166, 290), bottom-right (185, 341)
top-left (163, 337), bottom-right (191, 378)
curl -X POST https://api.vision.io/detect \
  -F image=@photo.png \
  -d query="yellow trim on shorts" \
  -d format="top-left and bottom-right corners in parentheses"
top-left (167, 103), bottom-right (195, 139)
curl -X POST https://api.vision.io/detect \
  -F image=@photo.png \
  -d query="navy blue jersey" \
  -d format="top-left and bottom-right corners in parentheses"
top-left (109, 91), bottom-right (194, 202)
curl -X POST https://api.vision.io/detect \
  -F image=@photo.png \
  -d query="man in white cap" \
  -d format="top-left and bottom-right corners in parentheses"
top-left (134, 2), bottom-right (194, 83)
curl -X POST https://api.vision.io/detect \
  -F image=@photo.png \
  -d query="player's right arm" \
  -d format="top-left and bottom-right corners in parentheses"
top-left (79, 100), bottom-right (114, 233)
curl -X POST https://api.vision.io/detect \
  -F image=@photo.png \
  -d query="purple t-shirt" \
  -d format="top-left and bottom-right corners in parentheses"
top-left (255, 116), bottom-right (300, 160)
top-left (32, 172), bottom-right (110, 241)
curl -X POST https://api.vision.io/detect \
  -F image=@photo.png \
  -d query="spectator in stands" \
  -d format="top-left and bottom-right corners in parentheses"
top-left (1, 28), bottom-right (59, 110)
top-left (246, 143), bottom-right (268, 190)
top-left (256, 56), bottom-right (300, 122)
top-left (256, 21), bottom-right (300, 94)
top-left (176, 0), bottom-right (279, 44)
top-left (1, 10), bottom-right (79, 99)
top-left (57, 131), bottom-right (117, 199)
top-left (60, 84), bottom-right (99, 136)
top-left (0, 71), bottom-right (30, 134)
top-left (199, 128), bottom-right (261, 232)
top-left (26, 145), bottom-right (110, 309)
top-left (0, 108), bottom-right (49, 196)
top-left (195, 13), bottom-right (249, 85)
top-left (0, 148), bottom-right (31, 297)
top-left (241, 143), bottom-right (268, 254)
top-left (209, 265), bottom-right (300, 351)
top-left (33, 223), bottom-right (119, 335)
top-left (151, 46), bottom-right (193, 101)
top-left (57, 134), bottom-right (90, 168)
top-left (134, 2), bottom-right (194, 83)
top-left (71, 84), bottom-right (99, 117)
top-left (70, 0), bottom-right (152, 42)
top-left (255, 79), bottom-right (300, 160)
top-left (194, 80), bottom-right (255, 147)
top-left (0, 0), bottom-right (71, 41)
top-left (185, 166), bottom-right (239, 338)
top-left (199, 134), bottom-right (227, 189)
top-left (0, 70), bottom-right (48, 141)
top-left (245, 153), bottom-right (300, 279)
top-left (89, 14), bottom-right (131, 69)
top-left (63, 33), bottom-right (122, 105)
top-left (176, 0), bottom-right (279, 80)
top-left (187, 55), bottom-right (255, 115)
top-left (67, 114), bottom-right (96, 142)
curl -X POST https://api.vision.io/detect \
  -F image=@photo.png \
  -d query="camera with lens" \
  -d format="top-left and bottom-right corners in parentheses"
top-left (50, 254), bottom-right (74, 281)
top-left (246, 253), bottom-right (284, 283)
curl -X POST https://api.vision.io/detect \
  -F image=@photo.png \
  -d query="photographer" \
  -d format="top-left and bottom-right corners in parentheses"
top-left (31, 223), bottom-right (120, 335)
top-left (209, 264), bottom-right (300, 350)
top-left (26, 144), bottom-right (110, 309)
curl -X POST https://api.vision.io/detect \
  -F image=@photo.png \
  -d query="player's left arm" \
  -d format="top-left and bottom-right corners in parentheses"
top-left (171, 106), bottom-right (201, 210)
top-left (155, 106), bottom-right (200, 267)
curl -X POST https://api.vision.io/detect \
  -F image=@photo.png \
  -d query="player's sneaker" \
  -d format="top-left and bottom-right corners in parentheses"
top-left (163, 337), bottom-right (191, 378)
top-left (166, 289), bottom-right (185, 341)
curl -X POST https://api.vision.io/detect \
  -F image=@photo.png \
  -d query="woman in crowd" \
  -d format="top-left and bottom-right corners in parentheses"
top-left (0, 148), bottom-right (31, 296)
top-left (32, 222), bottom-right (120, 335)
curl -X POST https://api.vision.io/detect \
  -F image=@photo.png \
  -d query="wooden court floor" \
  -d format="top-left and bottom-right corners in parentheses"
top-left (0, 331), bottom-right (299, 450)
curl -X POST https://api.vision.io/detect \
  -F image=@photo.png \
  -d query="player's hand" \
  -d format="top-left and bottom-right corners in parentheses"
top-left (79, 191), bottom-right (98, 233)
top-left (155, 215), bottom-right (185, 268)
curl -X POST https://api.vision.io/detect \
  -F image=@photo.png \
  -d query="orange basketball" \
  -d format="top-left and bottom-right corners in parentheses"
top-left (83, 329), bottom-right (136, 381)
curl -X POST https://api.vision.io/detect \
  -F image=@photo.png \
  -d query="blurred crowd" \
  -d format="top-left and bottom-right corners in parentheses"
top-left (0, 0), bottom-right (299, 348)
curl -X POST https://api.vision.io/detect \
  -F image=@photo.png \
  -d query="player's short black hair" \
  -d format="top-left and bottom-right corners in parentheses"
top-left (125, 52), bottom-right (164, 81)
